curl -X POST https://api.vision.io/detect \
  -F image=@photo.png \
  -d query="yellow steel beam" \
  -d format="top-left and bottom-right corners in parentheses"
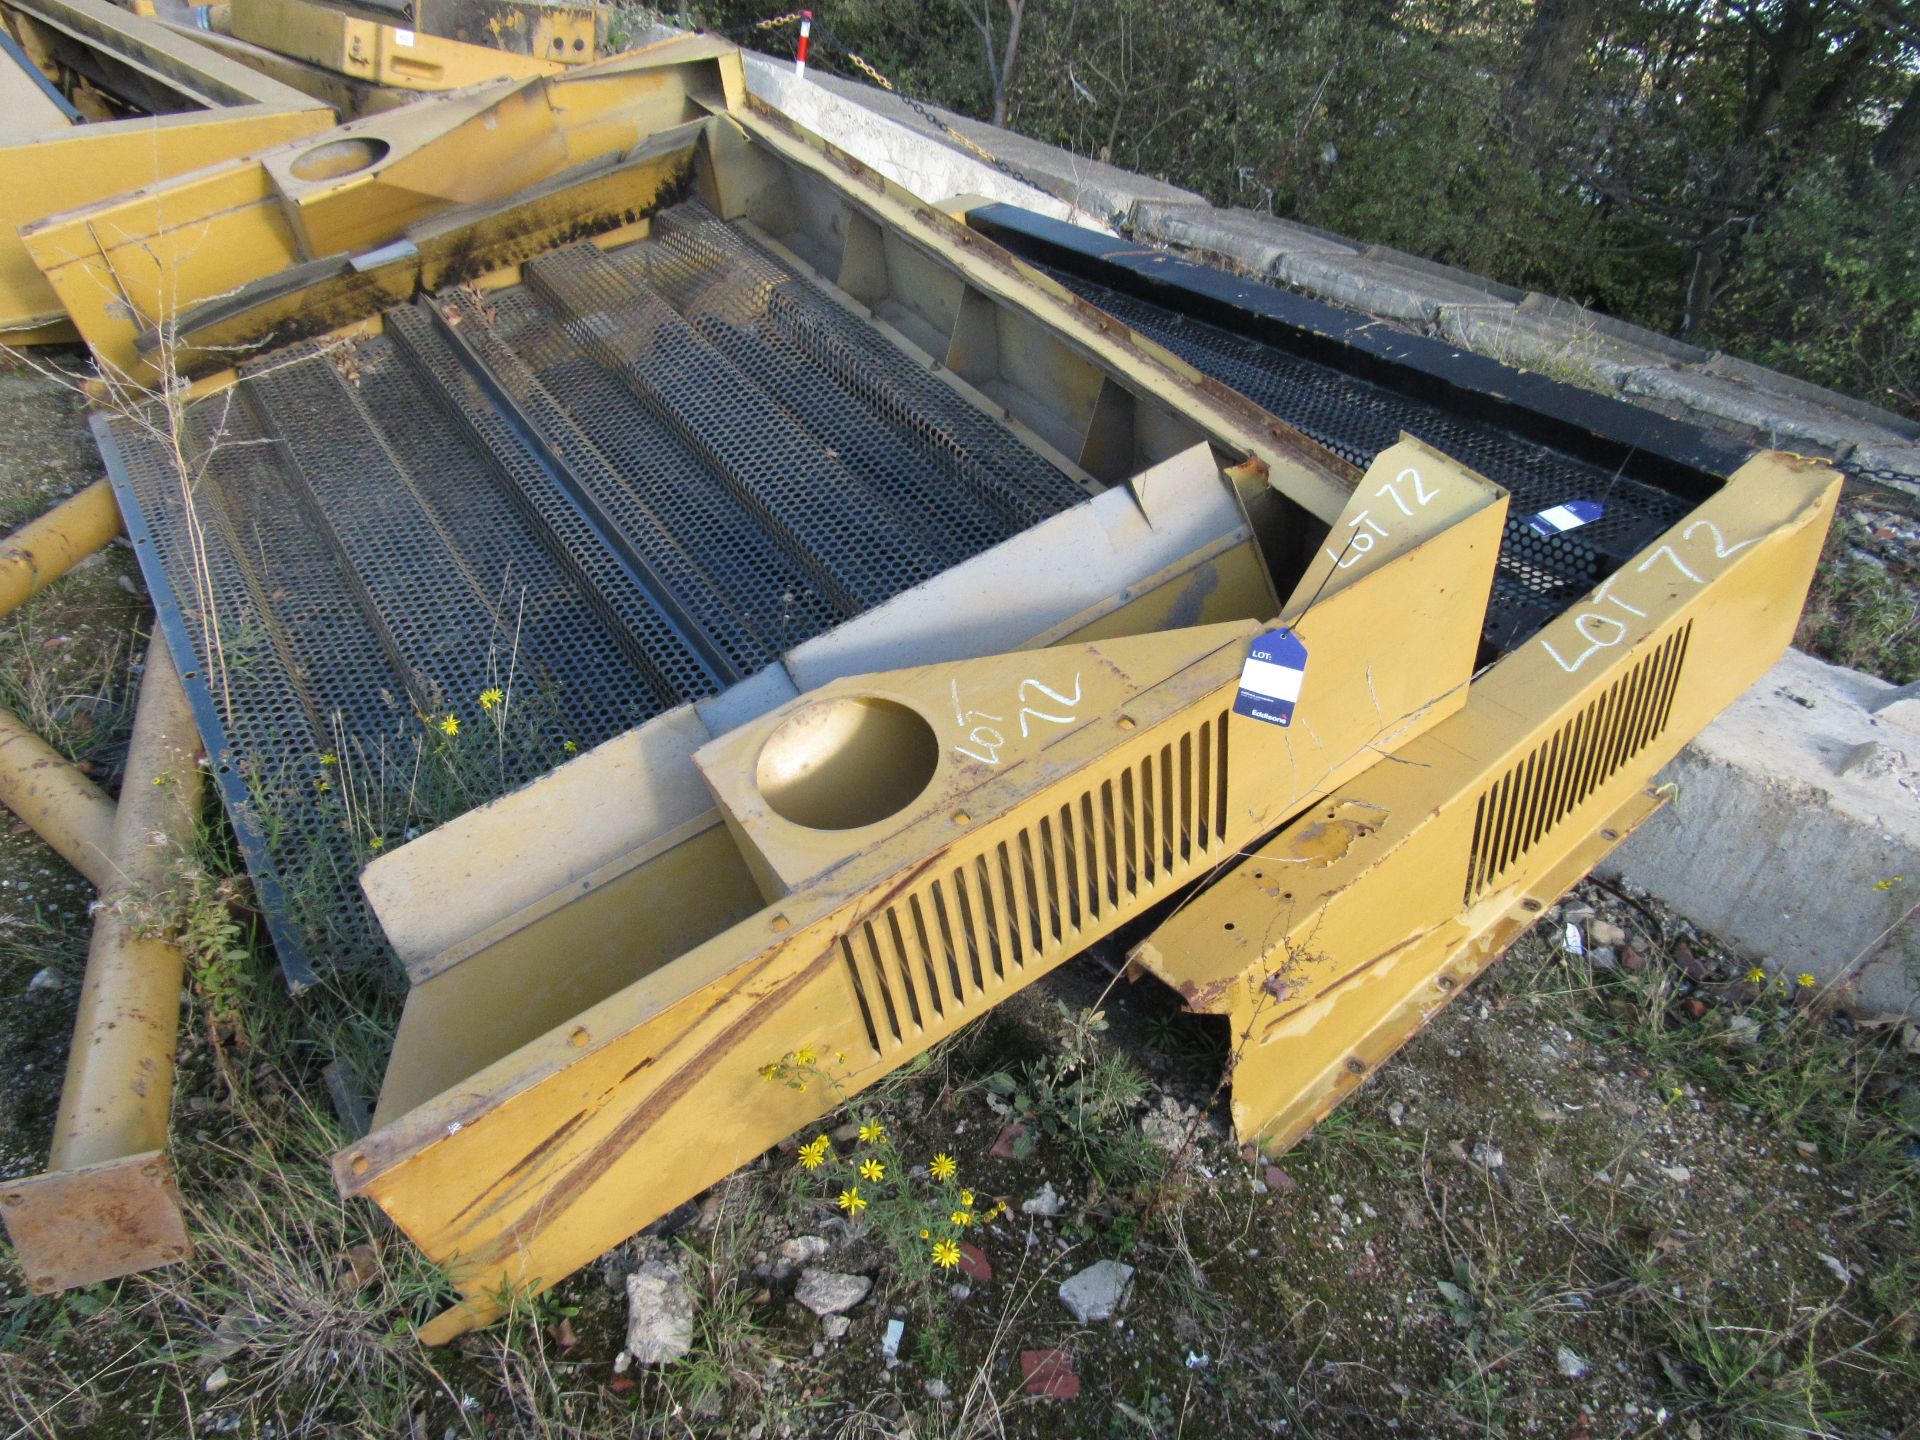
top-left (332, 443), bottom-right (1504, 1341)
top-left (0, 640), bottom-right (205, 1292)
top-left (20, 35), bottom-right (744, 380)
top-left (0, 0), bottom-right (332, 343)
top-left (0, 705), bottom-right (117, 887)
top-left (227, 0), bottom-right (566, 91)
top-left (0, 478), bottom-right (121, 618)
top-left (1130, 452), bottom-right (1841, 1154)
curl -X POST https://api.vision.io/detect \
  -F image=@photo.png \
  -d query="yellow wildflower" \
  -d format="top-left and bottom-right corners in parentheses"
top-left (1874, 876), bottom-right (1903, 892)
top-left (859, 1121), bottom-right (886, 1144)
top-left (1797, 972), bottom-right (1816, 989)
top-left (838, 1186), bottom-right (867, 1215)
top-left (563, 739), bottom-right (578, 754)
top-left (759, 1063), bottom-right (780, 1082)
top-left (478, 687), bottom-right (504, 712)
top-left (319, 752), bottom-right (337, 766)
top-left (314, 777), bottom-right (332, 792)
top-left (929, 1153), bottom-right (957, 1181)
top-left (951, 1209), bottom-right (973, 1227)
top-left (960, 1189), bottom-right (975, 1208)
top-left (437, 713), bottom-right (459, 737)
top-left (794, 1046), bottom-right (816, 1066)
top-left (920, 1229), bottom-right (931, 1240)
top-left (859, 1158), bottom-right (885, 1182)
top-left (798, 1136), bottom-right (830, 1170)
top-left (368, 835), bottom-right (385, 852)
top-left (931, 1238), bottom-right (961, 1269)
top-left (1746, 966), bottom-right (1767, 984)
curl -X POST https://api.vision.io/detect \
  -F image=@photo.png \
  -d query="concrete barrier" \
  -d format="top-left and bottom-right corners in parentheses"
top-left (1602, 649), bottom-right (1919, 1016)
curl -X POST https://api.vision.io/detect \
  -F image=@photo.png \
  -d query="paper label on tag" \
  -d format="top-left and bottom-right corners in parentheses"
top-left (1528, 499), bottom-right (1603, 537)
top-left (395, 28), bottom-right (415, 45)
top-left (1232, 628), bottom-right (1308, 727)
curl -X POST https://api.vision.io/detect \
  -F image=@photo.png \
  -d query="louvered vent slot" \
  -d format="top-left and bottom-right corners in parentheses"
top-left (1464, 623), bottom-right (1691, 905)
top-left (841, 710), bottom-right (1230, 1054)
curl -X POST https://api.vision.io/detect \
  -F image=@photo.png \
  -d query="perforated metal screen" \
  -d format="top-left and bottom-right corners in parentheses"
top-left (1031, 269), bottom-right (1698, 650)
top-left (102, 204), bottom-right (1082, 982)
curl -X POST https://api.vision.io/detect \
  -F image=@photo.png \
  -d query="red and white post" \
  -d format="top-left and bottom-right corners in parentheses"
top-left (795, 11), bottom-right (812, 78)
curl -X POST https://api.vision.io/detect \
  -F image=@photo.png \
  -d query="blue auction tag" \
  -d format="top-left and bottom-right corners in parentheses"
top-left (1233, 628), bottom-right (1309, 727)
top-left (1527, 499), bottom-right (1603, 537)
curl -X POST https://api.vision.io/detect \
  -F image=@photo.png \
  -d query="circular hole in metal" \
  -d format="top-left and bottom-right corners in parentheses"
top-left (757, 697), bottom-right (939, 831)
top-left (289, 136), bottom-right (391, 182)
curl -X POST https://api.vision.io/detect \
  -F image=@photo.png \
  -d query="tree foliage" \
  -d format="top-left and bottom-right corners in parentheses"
top-left (694, 1), bottom-right (1919, 417)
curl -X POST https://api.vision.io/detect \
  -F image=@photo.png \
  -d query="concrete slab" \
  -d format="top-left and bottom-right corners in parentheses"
top-left (786, 67), bottom-right (1206, 226)
top-left (1132, 203), bottom-right (1361, 272)
top-left (1704, 353), bottom-right (1920, 442)
top-left (740, 57), bottom-right (1093, 228)
top-left (1601, 649), bottom-right (1920, 1016)
top-left (1843, 438), bottom-right (1920, 491)
top-left (1271, 251), bottom-right (1461, 327)
top-left (1518, 293), bottom-right (1710, 366)
top-left (1364, 246), bottom-right (1528, 304)
top-left (1621, 366), bottom-right (1904, 459)
top-left (1434, 302), bottom-right (1668, 392)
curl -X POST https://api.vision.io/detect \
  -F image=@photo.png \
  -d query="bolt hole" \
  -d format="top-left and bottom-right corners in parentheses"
top-left (350, 1155), bottom-right (369, 1175)
top-left (1522, 898), bottom-right (1542, 913)
top-left (769, 914), bottom-right (791, 933)
top-left (569, 1027), bottom-right (590, 1048)
top-left (1223, 922), bottom-right (1236, 932)
top-left (1601, 828), bottom-right (1619, 841)
top-left (1345, 1058), bottom-right (1366, 1075)
top-left (1117, 716), bottom-right (1136, 731)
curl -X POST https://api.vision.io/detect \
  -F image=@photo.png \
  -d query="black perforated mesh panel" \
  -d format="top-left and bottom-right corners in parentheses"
top-left (102, 205), bottom-right (1077, 981)
top-left (1036, 271), bottom-right (1696, 649)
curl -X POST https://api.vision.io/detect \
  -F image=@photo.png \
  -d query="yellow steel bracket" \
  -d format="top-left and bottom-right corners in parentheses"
top-left (1131, 451), bottom-right (1842, 1155)
top-left (0, 0), bottom-right (333, 345)
top-left (331, 441), bottom-right (1505, 1342)
top-left (226, 0), bottom-right (574, 91)
top-left (19, 33), bottom-right (745, 382)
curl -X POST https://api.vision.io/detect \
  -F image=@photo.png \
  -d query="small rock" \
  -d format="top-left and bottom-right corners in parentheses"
top-left (613, 1350), bottom-right (631, 1374)
top-left (1673, 941), bottom-right (1713, 981)
top-left (1059, 1259), bottom-right (1134, 1322)
top-left (795, 1268), bottom-right (871, 1316)
top-left (1556, 1346), bottom-right (1590, 1379)
top-left (769, 1234), bottom-right (830, 1279)
top-left (1328, 1193), bottom-right (1345, 1210)
top-left (924, 1379), bottom-right (949, 1400)
top-left (1387, 1100), bottom-right (1405, 1127)
top-left (948, 1283), bottom-right (971, 1301)
top-left (989, 1121), bottom-right (1027, 1159)
top-left (1818, 1253), bottom-right (1850, 1285)
top-left (1589, 946), bottom-right (1618, 971)
top-left (1140, 1096), bottom-right (1195, 1154)
top-left (1728, 1014), bottom-right (1763, 1046)
top-left (957, 1241), bottom-right (992, 1284)
top-left (116, 573), bottom-right (141, 596)
top-left (881, 1317), bottom-right (904, 1360)
top-left (1531, 1099), bottom-right (1563, 1124)
top-left (1022, 1182), bottom-right (1063, 1217)
top-left (625, 1261), bottom-right (695, 1365)
top-left (831, 1121), bottom-right (861, 1143)
top-left (26, 968), bottom-right (60, 992)
top-left (1660, 1165), bottom-right (1691, 1183)
top-left (1020, 1349), bottom-right (1080, 1399)
top-left (1590, 920), bottom-right (1626, 949)
top-left (821, 1315), bottom-right (850, 1341)
top-left (1469, 1142), bottom-right (1504, 1171)
top-left (1620, 947), bottom-right (1646, 973)
top-left (1264, 1165), bottom-right (1296, 1192)
top-left (1684, 999), bottom-right (1708, 1019)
